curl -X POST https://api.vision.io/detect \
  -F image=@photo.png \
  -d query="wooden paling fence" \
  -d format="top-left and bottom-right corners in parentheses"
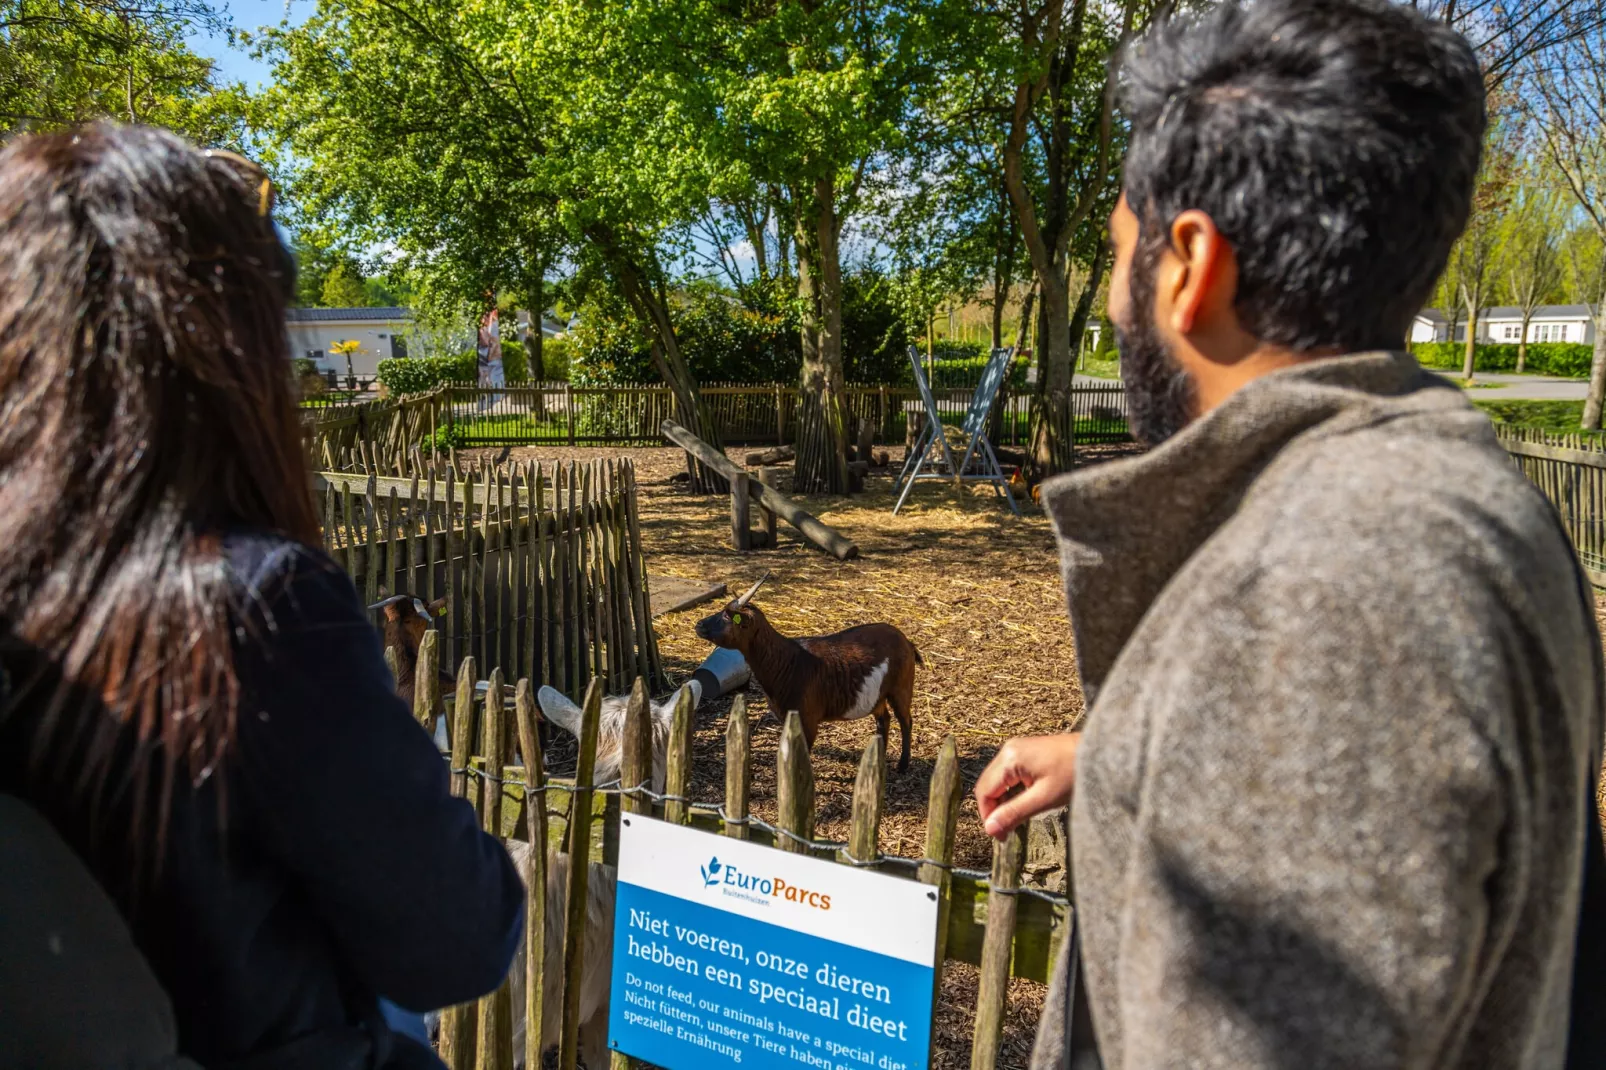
top-left (403, 650), bottom-right (1071, 1070)
top-left (1496, 425), bottom-right (1606, 586)
top-left (303, 382), bottom-right (1132, 452)
top-left (318, 447), bottom-right (665, 697)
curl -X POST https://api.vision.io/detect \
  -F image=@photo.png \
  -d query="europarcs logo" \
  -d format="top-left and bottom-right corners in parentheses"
top-left (697, 855), bottom-right (832, 911)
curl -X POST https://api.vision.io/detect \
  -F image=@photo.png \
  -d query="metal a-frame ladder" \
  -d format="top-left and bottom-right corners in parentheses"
top-left (892, 345), bottom-right (1021, 516)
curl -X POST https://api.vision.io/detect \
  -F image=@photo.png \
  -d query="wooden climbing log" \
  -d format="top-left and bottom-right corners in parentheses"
top-left (744, 444), bottom-right (795, 466)
top-left (661, 420), bottom-right (859, 561)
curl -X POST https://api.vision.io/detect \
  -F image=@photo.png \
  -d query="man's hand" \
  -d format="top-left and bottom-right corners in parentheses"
top-left (973, 732), bottom-right (1082, 840)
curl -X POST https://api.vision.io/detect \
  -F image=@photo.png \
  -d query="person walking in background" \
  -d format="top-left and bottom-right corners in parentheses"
top-left (973, 3), bottom-right (1604, 1068)
top-left (0, 124), bottom-right (524, 1069)
top-left (478, 298), bottom-right (505, 410)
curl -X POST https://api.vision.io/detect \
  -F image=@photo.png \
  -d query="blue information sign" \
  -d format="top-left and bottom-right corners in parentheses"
top-left (608, 816), bottom-right (938, 1070)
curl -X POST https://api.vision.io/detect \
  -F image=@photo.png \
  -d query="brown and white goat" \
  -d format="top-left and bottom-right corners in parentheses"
top-left (371, 593), bottom-right (452, 738)
top-left (695, 572), bottom-right (921, 772)
top-left (504, 843), bottom-right (616, 1070)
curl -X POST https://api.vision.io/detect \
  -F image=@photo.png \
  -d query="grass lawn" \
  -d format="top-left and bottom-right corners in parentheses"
top-left (1474, 399), bottom-right (1605, 438)
top-left (1077, 354), bottom-right (1121, 380)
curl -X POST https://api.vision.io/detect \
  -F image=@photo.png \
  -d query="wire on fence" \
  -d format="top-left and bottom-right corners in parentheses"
top-left (452, 764), bottom-right (1071, 907)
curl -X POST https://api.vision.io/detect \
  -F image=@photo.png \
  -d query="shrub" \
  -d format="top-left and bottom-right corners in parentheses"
top-left (538, 337), bottom-right (572, 381)
top-left (292, 356), bottom-right (326, 399)
top-left (920, 354), bottom-right (1029, 390)
top-left (418, 421), bottom-right (468, 454)
top-left (501, 342), bottom-right (528, 384)
top-left (376, 353), bottom-right (477, 395)
top-left (1411, 340), bottom-right (1594, 378)
top-left (568, 269), bottom-right (905, 385)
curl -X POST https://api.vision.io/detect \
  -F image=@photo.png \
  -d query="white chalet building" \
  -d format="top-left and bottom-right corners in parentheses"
top-left (1411, 305), bottom-right (1597, 346)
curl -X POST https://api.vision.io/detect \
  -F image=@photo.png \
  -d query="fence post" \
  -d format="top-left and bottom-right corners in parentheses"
top-left (565, 383), bottom-right (576, 446)
top-left (476, 670), bottom-right (514, 1070)
top-left (757, 468), bottom-right (778, 548)
top-left (841, 735), bottom-right (884, 869)
top-left (608, 679), bottom-right (651, 867)
top-left (724, 694), bottom-right (751, 841)
top-left (514, 680), bottom-right (549, 1070)
top-left (414, 629), bottom-right (441, 731)
top-left (776, 711), bottom-right (815, 855)
top-left (970, 822), bottom-right (1027, 1070)
top-left (663, 683), bottom-right (696, 825)
top-left (775, 383), bottom-right (785, 445)
top-left (558, 679), bottom-right (603, 1070)
top-left (608, 680), bottom-right (653, 1070)
top-left (730, 470), bottom-right (751, 552)
top-left (440, 656), bottom-right (481, 1070)
top-left (919, 736), bottom-right (960, 1042)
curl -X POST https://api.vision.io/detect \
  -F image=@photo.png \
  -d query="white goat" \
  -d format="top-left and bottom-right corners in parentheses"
top-left (535, 681), bottom-right (699, 794)
top-left (504, 841), bottom-right (616, 1070)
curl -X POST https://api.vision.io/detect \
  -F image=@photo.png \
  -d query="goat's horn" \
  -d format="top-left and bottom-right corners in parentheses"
top-left (736, 570), bottom-right (771, 608)
top-left (368, 594), bottom-right (411, 610)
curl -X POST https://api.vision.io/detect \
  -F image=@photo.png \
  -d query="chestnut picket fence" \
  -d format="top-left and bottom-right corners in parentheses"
top-left (399, 649), bottom-right (1073, 1070)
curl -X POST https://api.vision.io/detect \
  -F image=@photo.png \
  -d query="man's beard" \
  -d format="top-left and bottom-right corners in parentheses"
top-left (1115, 272), bottom-right (1195, 447)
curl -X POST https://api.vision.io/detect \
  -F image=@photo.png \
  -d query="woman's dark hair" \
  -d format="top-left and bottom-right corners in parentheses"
top-left (0, 123), bottom-right (315, 849)
top-left (1119, 0), bottom-right (1487, 352)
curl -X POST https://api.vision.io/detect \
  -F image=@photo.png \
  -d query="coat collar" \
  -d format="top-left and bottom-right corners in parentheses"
top-left (1038, 350), bottom-right (1458, 700)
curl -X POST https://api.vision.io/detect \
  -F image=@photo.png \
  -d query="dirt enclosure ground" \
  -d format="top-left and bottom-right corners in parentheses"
top-left (474, 439), bottom-right (1606, 1069)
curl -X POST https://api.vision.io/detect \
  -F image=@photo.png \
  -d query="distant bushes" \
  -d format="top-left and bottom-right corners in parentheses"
top-left (1412, 340), bottom-right (1594, 378)
top-left (292, 356), bottom-right (326, 398)
top-left (376, 353), bottom-right (477, 395)
top-left (568, 270), bottom-right (910, 385)
top-left (922, 353), bottom-right (1028, 390)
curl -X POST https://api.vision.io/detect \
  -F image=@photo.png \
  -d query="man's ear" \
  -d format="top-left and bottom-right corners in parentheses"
top-left (1163, 209), bottom-right (1237, 335)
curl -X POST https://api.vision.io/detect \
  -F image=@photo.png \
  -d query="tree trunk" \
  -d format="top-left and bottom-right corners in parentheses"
top-left (1461, 285), bottom-right (1480, 381)
top-left (605, 241), bottom-right (727, 493)
top-left (991, 181), bottom-right (1017, 352)
top-left (525, 264), bottom-right (545, 416)
top-left (1067, 239), bottom-right (1108, 372)
top-left (1586, 306), bottom-right (1606, 430)
top-left (1518, 308), bottom-right (1531, 374)
top-left (792, 178), bottom-right (850, 495)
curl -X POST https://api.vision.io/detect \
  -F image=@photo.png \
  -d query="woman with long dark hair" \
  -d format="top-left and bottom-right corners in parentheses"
top-left (0, 124), bottom-right (523, 1068)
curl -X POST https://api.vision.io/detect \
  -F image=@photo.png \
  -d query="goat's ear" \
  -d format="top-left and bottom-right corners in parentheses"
top-left (536, 685), bottom-right (582, 733)
top-left (426, 596), bottom-right (447, 616)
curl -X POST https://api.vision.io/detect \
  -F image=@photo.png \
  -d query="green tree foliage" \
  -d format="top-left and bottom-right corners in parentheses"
top-left (261, 0), bottom-right (728, 489)
top-left (0, 0), bottom-right (250, 144)
top-left (318, 261), bottom-right (368, 308)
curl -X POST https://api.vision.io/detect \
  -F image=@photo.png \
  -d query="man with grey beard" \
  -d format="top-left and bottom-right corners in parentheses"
top-left (973, 2), bottom-right (1605, 1068)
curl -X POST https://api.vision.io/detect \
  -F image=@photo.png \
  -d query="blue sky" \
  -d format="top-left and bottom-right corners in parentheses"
top-left (186, 0), bottom-right (310, 90)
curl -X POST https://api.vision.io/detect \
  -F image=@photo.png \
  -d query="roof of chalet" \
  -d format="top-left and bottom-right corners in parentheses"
top-left (1419, 304), bottom-right (1595, 323)
top-left (286, 306), bottom-right (413, 323)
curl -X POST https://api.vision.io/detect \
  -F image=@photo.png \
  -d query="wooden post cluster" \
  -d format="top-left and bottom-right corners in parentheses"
top-left (315, 454), bottom-right (665, 699)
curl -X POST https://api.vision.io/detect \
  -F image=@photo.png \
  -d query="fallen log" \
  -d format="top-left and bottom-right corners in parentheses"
top-left (661, 420), bottom-right (860, 561)
top-left (743, 444), bottom-right (795, 467)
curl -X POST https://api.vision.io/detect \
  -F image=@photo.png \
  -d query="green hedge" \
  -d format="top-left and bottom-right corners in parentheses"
top-left (1411, 340), bottom-right (1594, 378)
top-left (924, 354), bottom-right (1028, 390)
top-left (377, 353), bottom-right (477, 395)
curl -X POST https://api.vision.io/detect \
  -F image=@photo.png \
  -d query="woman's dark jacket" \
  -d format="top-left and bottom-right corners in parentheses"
top-left (0, 533), bottom-right (525, 1067)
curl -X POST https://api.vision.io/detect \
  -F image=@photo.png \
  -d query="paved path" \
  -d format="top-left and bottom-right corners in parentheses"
top-left (1427, 369), bottom-right (1588, 401)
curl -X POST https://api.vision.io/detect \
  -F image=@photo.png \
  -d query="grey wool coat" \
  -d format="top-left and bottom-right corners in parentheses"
top-left (1031, 352), bottom-right (1604, 1070)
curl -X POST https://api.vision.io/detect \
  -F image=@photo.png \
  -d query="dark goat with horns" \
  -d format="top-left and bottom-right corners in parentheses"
top-left (371, 592), bottom-right (452, 736)
top-left (696, 572), bottom-right (922, 771)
